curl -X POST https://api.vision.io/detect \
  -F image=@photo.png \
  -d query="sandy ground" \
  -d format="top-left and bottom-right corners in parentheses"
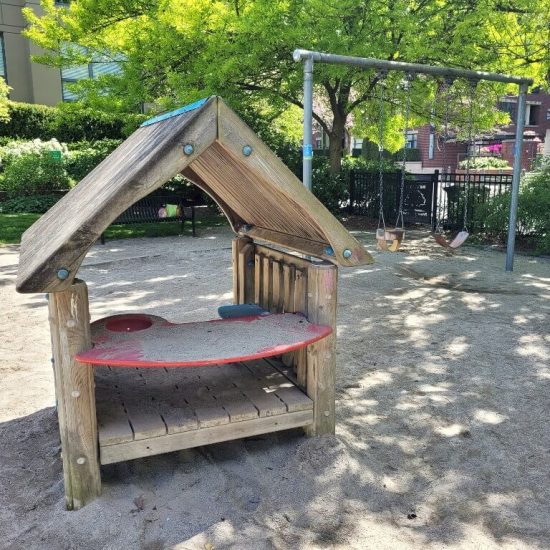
top-left (0, 227), bottom-right (549, 550)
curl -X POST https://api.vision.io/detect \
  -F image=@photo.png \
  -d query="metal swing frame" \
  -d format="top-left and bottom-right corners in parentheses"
top-left (293, 49), bottom-right (533, 272)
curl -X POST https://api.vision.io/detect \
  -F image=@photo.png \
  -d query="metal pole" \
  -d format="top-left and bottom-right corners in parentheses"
top-left (293, 48), bottom-right (533, 271)
top-left (293, 49), bottom-right (533, 86)
top-left (303, 56), bottom-right (314, 190)
top-left (505, 83), bottom-right (529, 272)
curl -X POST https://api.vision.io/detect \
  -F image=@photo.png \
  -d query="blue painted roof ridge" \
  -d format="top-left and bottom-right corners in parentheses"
top-left (140, 97), bottom-right (210, 127)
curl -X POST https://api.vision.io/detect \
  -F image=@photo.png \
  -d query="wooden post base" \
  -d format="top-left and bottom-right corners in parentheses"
top-left (48, 279), bottom-right (101, 509)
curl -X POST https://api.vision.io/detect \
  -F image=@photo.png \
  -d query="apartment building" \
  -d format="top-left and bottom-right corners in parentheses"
top-left (0, 0), bottom-right (65, 104)
top-left (0, 0), bottom-right (119, 106)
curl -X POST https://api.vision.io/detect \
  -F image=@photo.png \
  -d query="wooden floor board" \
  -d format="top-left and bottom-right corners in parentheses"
top-left (95, 358), bottom-right (313, 463)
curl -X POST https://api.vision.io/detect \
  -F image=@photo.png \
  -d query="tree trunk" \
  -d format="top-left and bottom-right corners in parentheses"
top-left (328, 115), bottom-right (347, 175)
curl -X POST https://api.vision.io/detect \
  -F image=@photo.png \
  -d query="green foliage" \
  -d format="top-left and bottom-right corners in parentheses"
top-left (0, 78), bottom-right (11, 122)
top-left (0, 212), bottom-right (228, 244)
top-left (64, 138), bottom-right (122, 181)
top-left (0, 102), bottom-right (57, 139)
top-left (475, 161), bottom-right (550, 253)
top-left (0, 213), bottom-right (41, 244)
top-left (52, 104), bottom-right (145, 141)
top-left (311, 157), bottom-right (348, 215)
top-left (342, 155), bottom-right (402, 174)
top-left (0, 138), bottom-right (68, 165)
top-left (458, 157), bottom-right (511, 170)
top-left (0, 193), bottom-right (62, 213)
top-left (23, 0), bottom-right (545, 173)
top-left (393, 148), bottom-right (421, 162)
top-left (0, 152), bottom-right (70, 198)
top-left (0, 101), bottom-right (145, 141)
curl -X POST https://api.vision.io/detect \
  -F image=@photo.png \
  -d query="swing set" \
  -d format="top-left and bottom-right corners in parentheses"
top-left (293, 49), bottom-right (533, 270)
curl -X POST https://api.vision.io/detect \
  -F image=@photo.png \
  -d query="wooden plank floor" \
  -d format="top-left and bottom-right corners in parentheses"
top-left (95, 359), bottom-right (313, 464)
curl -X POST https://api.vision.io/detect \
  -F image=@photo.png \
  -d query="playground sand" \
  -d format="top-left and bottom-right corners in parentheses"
top-left (0, 227), bottom-right (549, 550)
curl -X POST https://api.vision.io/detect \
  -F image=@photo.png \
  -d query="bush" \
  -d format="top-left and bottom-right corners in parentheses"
top-left (0, 101), bottom-right (146, 141)
top-left (65, 139), bottom-right (122, 181)
top-left (311, 157), bottom-right (348, 215)
top-left (0, 138), bottom-right (68, 166)
top-left (392, 147), bottom-right (421, 162)
top-left (458, 157), bottom-right (510, 170)
top-left (475, 160), bottom-right (550, 253)
top-left (0, 152), bottom-right (70, 198)
top-left (52, 106), bottom-right (145, 141)
top-left (0, 193), bottom-right (63, 213)
top-left (0, 102), bottom-right (56, 139)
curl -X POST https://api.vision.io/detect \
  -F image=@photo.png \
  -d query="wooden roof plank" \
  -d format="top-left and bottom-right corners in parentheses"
top-left (216, 99), bottom-right (372, 267)
top-left (17, 96), bottom-right (373, 294)
top-left (17, 97), bottom-right (218, 293)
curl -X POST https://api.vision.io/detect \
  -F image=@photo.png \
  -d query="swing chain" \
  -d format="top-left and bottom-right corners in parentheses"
top-left (377, 70), bottom-right (388, 231)
top-left (396, 72), bottom-right (414, 229)
top-left (463, 79), bottom-right (478, 232)
top-left (436, 77), bottom-right (454, 234)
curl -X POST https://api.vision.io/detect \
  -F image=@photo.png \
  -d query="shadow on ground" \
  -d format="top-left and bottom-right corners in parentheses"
top-left (1, 228), bottom-right (549, 549)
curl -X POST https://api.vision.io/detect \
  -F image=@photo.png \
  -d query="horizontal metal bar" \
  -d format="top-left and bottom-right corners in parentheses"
top-left (293, 49), bottom-right (533, 86)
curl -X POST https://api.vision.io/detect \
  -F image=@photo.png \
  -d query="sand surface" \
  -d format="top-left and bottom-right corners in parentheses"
top-left (84, 313), bottom-right (327, 366)
top-left (0, 227), bottom-right (549, 549)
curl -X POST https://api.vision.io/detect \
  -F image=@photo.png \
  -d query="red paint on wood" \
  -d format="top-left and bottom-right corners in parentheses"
top-left (76, 313), bottom-right (332, 368)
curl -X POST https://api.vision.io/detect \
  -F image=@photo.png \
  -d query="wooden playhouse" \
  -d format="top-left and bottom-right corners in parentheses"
top-left (16, 96), bottom-right (373, 509)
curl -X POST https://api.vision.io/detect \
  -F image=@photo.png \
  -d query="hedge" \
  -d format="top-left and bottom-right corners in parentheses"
top-left (0, 101), bottom-right (146, 141)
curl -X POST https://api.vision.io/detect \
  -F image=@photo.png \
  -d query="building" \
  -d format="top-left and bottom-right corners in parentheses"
top-left (0, 0), bottom-right (120, 106)
top-left (404, 90), bottom-right (549, 174)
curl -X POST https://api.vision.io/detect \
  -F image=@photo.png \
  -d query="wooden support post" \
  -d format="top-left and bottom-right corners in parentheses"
top-left (293, 268), bottom-right (308, 387)
top-left (232, 236), bottom-right (253, 304)
top-left (48, 279), bottom-right (101, 510)
top-left (304, 263), bottom-right (337, 436)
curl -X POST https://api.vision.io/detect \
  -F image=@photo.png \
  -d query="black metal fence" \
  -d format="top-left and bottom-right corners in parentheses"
top-left (435, 172), bottom-right (513, 230)
top-left (347, 170), bottom-right (513, 231)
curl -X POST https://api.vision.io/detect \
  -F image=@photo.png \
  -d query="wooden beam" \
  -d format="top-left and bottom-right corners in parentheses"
top-left (232, 236), bottom-right (252, 304)
top-left (48, 279), bottom-right (101, 509)
top-left (100, 410), bottom-right (313, 465)
top-left (304, 263), bottom-right (338, 436)
top-left (217, 98), bottom-right (372, 268)
top-left (239, 243), bottom-right (255, 304)
top-left (17, 98), bottom-right (218, 293)
top-left (242, 226), bottom-right (334, 263)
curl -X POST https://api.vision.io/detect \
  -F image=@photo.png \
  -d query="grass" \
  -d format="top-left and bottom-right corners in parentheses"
top-left (0, 212), bottom-right (228, 245)
top-left (0, 213), bottom-right (41, 244)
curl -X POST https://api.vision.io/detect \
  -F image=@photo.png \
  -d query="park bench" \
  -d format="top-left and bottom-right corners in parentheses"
top-left (100, 193), bottom-right (201, 244)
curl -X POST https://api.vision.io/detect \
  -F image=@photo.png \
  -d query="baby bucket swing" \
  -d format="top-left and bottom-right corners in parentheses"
top-left (375, 72), bottom-right (414, 252)
top-left (433, 78), bottom-right (478, 249)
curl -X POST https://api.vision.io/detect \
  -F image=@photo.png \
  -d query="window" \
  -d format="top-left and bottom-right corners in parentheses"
top-left (61, 54), bottom-right (122, 101)
top-left (0, 34), bottom-right (6, 82)
top-left (405, 131), bottom-right (417, 149)
top-left (546, 108), bottom-right (550, 121)
top-left (428, 133), bottom-right (434, 159)
top-left (526, 104), bottom-right (539, 126)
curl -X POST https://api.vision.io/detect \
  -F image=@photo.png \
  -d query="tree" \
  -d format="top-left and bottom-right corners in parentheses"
top-left (0, 78), bottom-right (11, 121)
top-left (25, 0), bottom-right (548, 174)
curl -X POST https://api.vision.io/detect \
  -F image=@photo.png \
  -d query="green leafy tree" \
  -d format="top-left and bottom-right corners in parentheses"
top-left (0, 78), bottom-right (11, 122)
top-left (24, 0), bottom-right (548, 173)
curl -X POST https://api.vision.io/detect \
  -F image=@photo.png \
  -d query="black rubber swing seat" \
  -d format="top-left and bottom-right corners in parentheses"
top-left (433, 230), bottom-right (469, 249)
top-left (376, 228), bottom-right (405, 252)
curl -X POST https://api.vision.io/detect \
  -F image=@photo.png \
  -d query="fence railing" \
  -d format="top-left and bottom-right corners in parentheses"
top-left (435, 172), bottom-right (513, 231)
top-left (347, 170), bottom-right (514, 231)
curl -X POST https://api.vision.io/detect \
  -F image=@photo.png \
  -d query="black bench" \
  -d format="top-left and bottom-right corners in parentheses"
top-left (100, 195), bottom-right (200, 244)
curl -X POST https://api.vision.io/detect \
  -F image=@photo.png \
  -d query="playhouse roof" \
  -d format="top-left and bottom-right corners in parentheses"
top-left (16, 96), bottom-right (372, 293)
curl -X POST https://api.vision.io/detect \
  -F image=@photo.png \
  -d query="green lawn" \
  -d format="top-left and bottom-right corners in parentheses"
top-left (0, 213), bottom-right (228, 245)
top-left (0, 213), bottom-right (41, 244)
